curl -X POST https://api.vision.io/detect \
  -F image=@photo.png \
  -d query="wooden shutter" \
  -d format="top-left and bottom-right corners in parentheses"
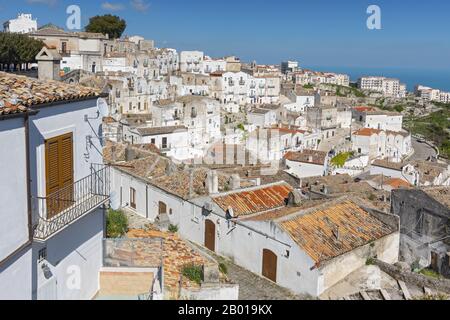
top-left (45, 132), bottom-right (74, 219)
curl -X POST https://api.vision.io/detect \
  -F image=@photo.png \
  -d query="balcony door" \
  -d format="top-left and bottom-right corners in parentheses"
top-left (45, 132), bottom-right (74, 219)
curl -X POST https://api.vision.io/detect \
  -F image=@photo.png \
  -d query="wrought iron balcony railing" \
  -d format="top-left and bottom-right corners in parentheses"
top-left (33, 165), bottom-right (110, 240)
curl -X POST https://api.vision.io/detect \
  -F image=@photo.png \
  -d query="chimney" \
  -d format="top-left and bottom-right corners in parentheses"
top-left (125, 145), bottom-right (135, 161)
top-left (111, 145), bottom-right (117, 162)
top-left (36, 46), bottom-right (62, 81)
top-left (287, 190), bottom-right (303, 207)
top-left (206, 170), bottom-right (219, 194)
top-left (230, 174), bottom-right (241, 190)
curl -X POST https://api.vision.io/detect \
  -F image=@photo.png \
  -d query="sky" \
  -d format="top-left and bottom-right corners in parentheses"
top-left (1, 0), bottom-right (450, 72)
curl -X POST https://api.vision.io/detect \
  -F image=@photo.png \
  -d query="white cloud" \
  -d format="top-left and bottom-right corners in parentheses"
top-left (102, 2), bottom-right (125, 11)
top-left (130, 0), bottom-right (150, 12)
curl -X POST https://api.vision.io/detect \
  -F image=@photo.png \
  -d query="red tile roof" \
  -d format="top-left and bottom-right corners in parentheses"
top-left (353, 106), bottom-right (374, 112)
top-left (0, 72), bottom-right (101, 113)
top-left (385, 178), bottom-right (412, 189)
top-left (353, 128), bottom-right (382, 137)
top-left (279, 199), bottom-right (397, 265)
top-left (212, 183), bottom-right (293, 217)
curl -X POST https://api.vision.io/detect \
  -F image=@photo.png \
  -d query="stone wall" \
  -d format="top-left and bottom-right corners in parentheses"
top-left (374, 259), bottom-right (450, 294)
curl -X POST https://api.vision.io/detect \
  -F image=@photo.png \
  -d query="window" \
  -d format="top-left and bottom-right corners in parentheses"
top-left (130, 187), bottom-right (136, 209)
top-left (162, 137), bottom-right (168, 149)
top-left (61, 41), bottom-right (67, 53)
top-left (151, 138), bottom-right (156, 144)
top-left (45, 132), bottom-right (74, 219)
top-left (38, 248), bottom-right (47, 263)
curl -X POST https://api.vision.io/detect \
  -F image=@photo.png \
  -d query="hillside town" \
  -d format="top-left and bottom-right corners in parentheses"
top-left (0, 13), bottom-right (449, 301)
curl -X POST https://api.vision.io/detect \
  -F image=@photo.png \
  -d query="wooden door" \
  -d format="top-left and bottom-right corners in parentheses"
top-left (204, 219), bottom-right (215, 252)
top-left (262, 249), bottom-right (277, 283)
top-left (45, 132), bottom-right (74, 219)
top-left (158, 201), bottom-right (167, 215)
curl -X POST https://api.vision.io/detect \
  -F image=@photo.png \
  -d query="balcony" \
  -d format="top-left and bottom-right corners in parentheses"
top-left (33, 165), bottom-right (110, 241)
top-left (59, 50), bottom-right (71, 57)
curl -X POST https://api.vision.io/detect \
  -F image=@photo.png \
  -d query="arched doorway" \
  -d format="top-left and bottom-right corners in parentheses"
top-left (204, 219), bottom-right (216, 252)
top-left (262, 249), bottom-right (277, 283)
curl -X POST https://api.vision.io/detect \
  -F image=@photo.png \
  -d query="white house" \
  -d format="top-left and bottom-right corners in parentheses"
top-left (286, 88), bottom-right (316, 113)
top-left (128, 125), bottom-right (191, 161)
top-left (284, 149), bottom-right (329, 179)
top-left (353, 107), bottom-right (403, 132)
top-left (352, 128), bottom-right (411, 163)
top-left (3, 13), bottom-right (37, 33)
top-left (247, 108), bottom-right (278, 128)
top-left (0, 72), bottom-right (108, 300)
top-left (107, 143), bottom-right (399, 297)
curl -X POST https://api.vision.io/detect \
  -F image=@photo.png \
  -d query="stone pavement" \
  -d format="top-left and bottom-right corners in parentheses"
top-left (191, 243), bottom-right (310, 300)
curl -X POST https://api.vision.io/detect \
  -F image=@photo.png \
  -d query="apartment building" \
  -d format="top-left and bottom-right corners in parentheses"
top-left (357, 77), bottom-right (407, 98)
top-left (280, 61), bottom-right (299, 74)
top-left (0, 72), bottom-right (109, 300)
top-left (294, 70), bottom-right (350, 87)
top-left (415, 85), bottom-right (450, 103)
top-left (179, 51), bottom-right (204, 73)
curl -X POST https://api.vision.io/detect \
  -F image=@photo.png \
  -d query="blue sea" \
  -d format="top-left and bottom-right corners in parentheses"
top-left (306, 66), bottom-right (450, 92)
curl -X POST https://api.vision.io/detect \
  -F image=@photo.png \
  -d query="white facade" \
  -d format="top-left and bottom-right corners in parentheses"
top-left (360, 112), bottom-right (403, 132)
top-left (0, 116), bottom-right (32, 300)
top-left (180, 51), bottom-right (204, 73)
top-left (415, 85), bottom-right (450, 103)
top-left (358, 77), bottom-right (406, 98)
top-left (352, 129), bottom-right (411, 162)
top-left (3, 13), bottom-right (37, 33)
top-left (0, 95), bottom-right (106, 300)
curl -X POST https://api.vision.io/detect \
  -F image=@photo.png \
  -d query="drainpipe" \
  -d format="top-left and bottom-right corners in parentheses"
top-left (25, 112), bottom-right (33, 242)
top-left (146, 184), bottom-right (149, 219)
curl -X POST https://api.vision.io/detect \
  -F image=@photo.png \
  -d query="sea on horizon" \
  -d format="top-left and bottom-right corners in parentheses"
top-left (305, 66), bottom-right (450, 93)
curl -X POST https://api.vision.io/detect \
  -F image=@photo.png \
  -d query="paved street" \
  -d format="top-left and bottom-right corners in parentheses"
top-left (204, 251), bottom-right (311, 300)
top-left (410, 138), bottom-right (437, 161)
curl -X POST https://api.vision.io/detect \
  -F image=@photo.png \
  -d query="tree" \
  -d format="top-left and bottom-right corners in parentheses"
top-left (85, 15), bottom-right (126, 39)
top-left (0, 32), bottom-right (44, 71)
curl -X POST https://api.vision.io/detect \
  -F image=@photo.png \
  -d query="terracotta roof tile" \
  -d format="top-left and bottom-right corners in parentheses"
top-left (353, 128), bottom-right (382, 137)
top-left (0, 72), bottom-right (101, 112)
top-left (212, 183), bottom-right (293, 217)
top-left (279, 199), bottom-right (397, 265)
top-left (284, 149), bottom-right (328, 165)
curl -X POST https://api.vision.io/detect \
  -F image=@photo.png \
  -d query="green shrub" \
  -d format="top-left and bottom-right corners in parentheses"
top-left (168, 224), bottom-right (179, 233)
top-left (182, 264), bottom-right (203, 285)
top-left (106, 209), bottom-right (128, 238)
top-left (330, 152), bottom-right (353, 168)
top-left (219, 262), bottom-right (228, 275)
top-left (366, 257), bottom-right (376, 265)
top-left (419, 268), bottom-right (441, 279)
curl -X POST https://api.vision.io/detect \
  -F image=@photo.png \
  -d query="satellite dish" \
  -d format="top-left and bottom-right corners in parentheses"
top-left (110, 191), bottom-right (120, 211)
top-left (97, 98), bottom-right (110, 118)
